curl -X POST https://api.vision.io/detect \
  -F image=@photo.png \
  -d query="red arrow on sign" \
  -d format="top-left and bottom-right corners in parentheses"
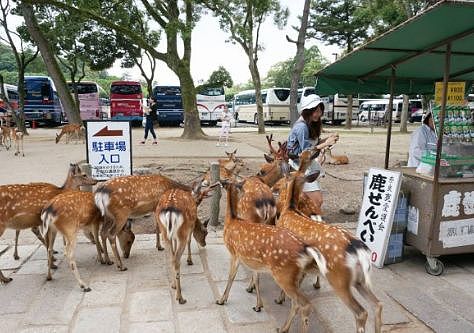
top-left (93, 126), bottom-right (123, 137)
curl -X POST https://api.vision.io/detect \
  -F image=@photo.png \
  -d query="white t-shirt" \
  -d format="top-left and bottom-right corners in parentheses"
top-left (221, 110), bottom-right (232, 123)
top-left (407, 124), bottom-right (437, 167)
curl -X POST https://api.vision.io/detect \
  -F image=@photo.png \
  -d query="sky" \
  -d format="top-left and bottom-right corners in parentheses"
top-left (4, 1), bottom-right (341, 86)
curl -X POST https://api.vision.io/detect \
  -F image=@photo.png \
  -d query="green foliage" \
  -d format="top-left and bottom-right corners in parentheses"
top-left (308, 0), bottom-right (371, 52)
top-left (264, 46), bottom-right (328, 88)
top-left (207, 66), bottom-right (233, 88)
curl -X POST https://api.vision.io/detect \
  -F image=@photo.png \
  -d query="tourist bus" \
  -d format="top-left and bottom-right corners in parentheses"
top-left (110, 81), bottom-right (143, 122)
top-left (67, 81), bottom-right (104, 120)
top-left (24, 76), bottom-right (62, 125)
top-left (152, 85), bottom-right (183, 126)
top-left (0, 83), bottom-right (19, 112)
top-left (196, 85), bottom-right (225, 126)
top-left (234, 88), bottom-right (290, 124)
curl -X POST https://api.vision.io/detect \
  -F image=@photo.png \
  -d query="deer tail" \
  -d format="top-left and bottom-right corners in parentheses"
top-left (40, 205), bottom-right (57, 239)
top-left (158, 207), bottom-right (184, 252)
top-left (345, 239), bottom-right (372, 288)
top-left (94, 187), bottom-right (111, 217)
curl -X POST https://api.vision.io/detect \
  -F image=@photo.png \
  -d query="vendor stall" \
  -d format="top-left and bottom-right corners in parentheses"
top-left (314, 0), bottom-right (474, 275)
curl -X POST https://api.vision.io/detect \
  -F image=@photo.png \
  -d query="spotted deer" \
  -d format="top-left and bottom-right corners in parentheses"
top-left (276, 150), bottom-right (382, 333)
top-left (39, 191), bottom-right (134, 291)
top-left (217, 180), bottom-right (328, 333)
top-left (326, 147), bottom-right (349, 165)
top-left (94, 174), bottom-right (193, 271)
top-left (0, 125), bottom-right (13, 150)
top-left (55, 124), bottom-right (83, 144)
top-left (0, 164), bottom-right (98, 283)
top-left (12, 128), bottom-right (24, 157)
top-left (155, 183), bottom-right (216, 304)
top-left (202, 149), bottom-right (245, 186)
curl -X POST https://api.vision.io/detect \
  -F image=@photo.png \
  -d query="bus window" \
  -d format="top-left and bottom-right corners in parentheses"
top-left (274, 89), bottom-right (290, 101)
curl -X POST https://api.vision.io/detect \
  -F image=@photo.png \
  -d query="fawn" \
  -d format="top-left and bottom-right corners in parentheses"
top-left (202, 149), bottom-right (245, 186)
top-left (217, 179), bottom-right (327, 333)
top-left (55, 124), bottom-right (83, 144)
top-left (276, 150), bottom-right (382, 333)
top-left (326, 147), bottom-right (349, 165)
top-left (40, 190), bottom-right (135, 291)
top-left (94, 174), bottom-right (192, 271)
top-left (155, 182), bottom-right (215, 304)
top-left (0, 164), bottom-right (97, 283)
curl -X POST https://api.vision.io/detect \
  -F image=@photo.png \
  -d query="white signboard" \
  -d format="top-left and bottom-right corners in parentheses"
top-left (439, 218), bottom-right (474, 248)
top-left (86, 121), bottom-right (132, 180)
top-left (357, 168), bottom-right (401, 268)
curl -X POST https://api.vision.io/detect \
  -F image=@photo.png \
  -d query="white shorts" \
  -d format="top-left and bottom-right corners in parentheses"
top-left (220, 122), bottom-right (230, 135)
top-left (289, 159), bottom-right (323, 192)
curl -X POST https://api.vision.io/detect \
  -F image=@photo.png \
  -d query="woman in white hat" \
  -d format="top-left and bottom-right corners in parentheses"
top-left (287, 94), bottom-right (338, 211)
top-left (407, 111), bottom-right (437, 167)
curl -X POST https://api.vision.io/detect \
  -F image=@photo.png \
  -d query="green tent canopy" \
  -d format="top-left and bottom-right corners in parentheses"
top-left (314, 0), bottom-right (474, 96)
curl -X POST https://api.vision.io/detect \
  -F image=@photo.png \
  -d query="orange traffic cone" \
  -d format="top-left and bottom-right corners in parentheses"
top-left (32, 121), bottom-right (37, 129)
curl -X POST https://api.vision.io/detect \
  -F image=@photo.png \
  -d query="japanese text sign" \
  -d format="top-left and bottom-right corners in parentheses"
top-left (434, 81), bottom-right (465, 105)
top-left (357, 168), bottom-right (401, 268)
top-left (86, 121), bottom-right (132, 180)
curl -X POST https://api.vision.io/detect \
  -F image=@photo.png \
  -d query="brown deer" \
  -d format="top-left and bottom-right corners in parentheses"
top-left (0, 125), bottom-right (13, 150)
top-left (55, 124), bottom-right (83, 144)
top-left (202, 149), bottom-right (245, 186)
top-left (155, 183), bottom-right (215, 304)
top-left (326, 147), bottom-right (349, 165)
top-left (94, 174), bottom-right (193, 271)
top-left (276, 150), bottom-right (382, 333)
top-left (40, 190), bottom-right (135, 291)
top-left (0, 164), bottom-right (98, 283)
top-left (12, 128), bottom-right (24, 157)
top-left (217, 180), bottom-right (327, 333)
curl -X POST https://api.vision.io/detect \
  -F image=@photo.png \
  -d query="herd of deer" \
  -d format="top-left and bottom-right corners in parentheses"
top-left (0, 134), bottom-right (378, 333)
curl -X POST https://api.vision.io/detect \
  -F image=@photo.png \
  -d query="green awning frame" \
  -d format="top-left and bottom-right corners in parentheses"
top-left (314, 0), bottom-right (474, 95)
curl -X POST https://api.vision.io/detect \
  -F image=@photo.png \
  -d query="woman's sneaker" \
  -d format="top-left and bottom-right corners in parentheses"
top-left (140, 140), bottom-right (146, 144)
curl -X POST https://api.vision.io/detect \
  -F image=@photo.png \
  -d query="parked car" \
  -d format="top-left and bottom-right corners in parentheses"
top-left (408, 100), bottom-right (423, 123)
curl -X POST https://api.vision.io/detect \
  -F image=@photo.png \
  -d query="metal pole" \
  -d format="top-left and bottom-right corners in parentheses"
top-left (209, 162), bottom-right (221, 226)
top-left (384, 67), bottom-right (396, 169)
top-left (427, 43), bottom-right (451, 248)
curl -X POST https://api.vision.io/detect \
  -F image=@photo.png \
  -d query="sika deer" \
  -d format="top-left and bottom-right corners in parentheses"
top-left (217, 180), bottom-right (327, 333)
top-left (12, 128), bottom-right (24, 157)
top-left (202, 149), bottom-right (245, 186)
top-left (94, 174), bottom-right (192, 271)
top-left (0, 164), bottom-right (97, 283)
top-left (155, 183), bottom-right (215, 304)
top-left (326, 147), bottom-right (349, 165)
top-left (276, 150), bottom-right (382, 333)
top-left (55, 124), bottom-right (83, 144)
top-left (0, 125), bottom-right (13, 150)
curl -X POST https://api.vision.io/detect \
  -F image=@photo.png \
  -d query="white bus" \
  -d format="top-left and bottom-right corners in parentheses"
top-left (234, 88), bottom-right (290, 124)
top-left (196, 85), bottom-right (225, 126)
top-left (325, 94), bottom-right (360, 125)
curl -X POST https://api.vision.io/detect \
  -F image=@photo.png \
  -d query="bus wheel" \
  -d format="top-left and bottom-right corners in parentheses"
top-left (210, 121), bottom-right (217, 127)
top-left (254, 114), bottom-right (258, 125)
top-left (359, 115), bottom-right (366, 122)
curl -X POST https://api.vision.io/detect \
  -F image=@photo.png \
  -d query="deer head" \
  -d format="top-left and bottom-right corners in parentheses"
top-left (257, 138), bottom-right (289, 187)
top-left (63, 163), bottom-right (98, 189)
top-left (192, 181), bottom-right (220, 205)
top-left (193, 218), bottom-right (209, 247)
top-left (118, 220), bottom-right (135, 258)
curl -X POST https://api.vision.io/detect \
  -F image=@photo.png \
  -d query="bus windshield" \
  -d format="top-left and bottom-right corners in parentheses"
top-left (68, 83), bottom-right (98, 94)
top-left (25, 79), bottom-right (52, 100)
top-left (154, 86), bottom-right (181, 95)
top-left (111, 84), bottom-right (141, 95)
top-left (197, 86), bottom-right (224, 96)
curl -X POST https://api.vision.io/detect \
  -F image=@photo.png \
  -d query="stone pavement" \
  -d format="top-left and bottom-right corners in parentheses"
top-left (2, 224), bottom-right (474, 333)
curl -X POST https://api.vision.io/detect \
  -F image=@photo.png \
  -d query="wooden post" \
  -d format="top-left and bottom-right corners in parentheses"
top-left (209, 162), bottom-right (221, 226)
top-left (400, 94), bottom-right (409, 133)
top-left (345, 95), bottom-right (353, 129)
top-left (384, 66), bottom-right (396, 169)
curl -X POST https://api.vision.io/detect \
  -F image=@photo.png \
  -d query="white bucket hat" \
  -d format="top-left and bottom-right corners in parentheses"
top-left (299, 94), bottom-right (324, 114)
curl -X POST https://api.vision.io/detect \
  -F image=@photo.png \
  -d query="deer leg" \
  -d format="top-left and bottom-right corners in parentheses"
top-left (275, 289), bottom-right (286, 304)
top-left (0, 226), bottom-right (12, 283)
top-left (246, 274), bottom-right (255, 293)
top-left (65, 236), bottom-right (90, 292)
top-left (13, 230), bottom-right (20, 260)
top-left (100, 221), bottom-right (113, 265)
top-left (334, 286), bottom-right (368, 333)
top-left (46, 229), bottom-right (56, 281)
top-left (278, 298), bottom-right (299, 333)
top-left (92, 223), bottom-right (105, 264)
top-left (186, 236), bottom-right (193, 265)
top-left (216, 257), bottom-right (240, 305)
top-left (355, 283), bottom-right (383, 333)
top-left (252, 272), bottom-right (264, 312)
top-left (155, 219), bottom-right (164, 251)
top-left (108, 235), bottom-right (127, 271)
top-left (173, 245), bottom-right (186, 304)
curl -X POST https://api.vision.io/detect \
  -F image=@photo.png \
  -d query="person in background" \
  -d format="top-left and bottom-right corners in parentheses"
top-left (217, 105), bottom-right (232, 147)
top-left (287, 94), bottom-right (339, 210)
top-left (408, 111), bottom-right (437, 167)
top-left (140, 98), bottom-right (157, 145)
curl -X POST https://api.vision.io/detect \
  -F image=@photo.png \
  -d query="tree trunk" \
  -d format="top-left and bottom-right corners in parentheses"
top-left (400, 94), bottom-right (409, 133)
top-left (289, 0), bottom-right (311, 126)
top-left (15, 67), bottom-right (28, 134)
top-left (146, 80), bottom-right (153, 98)
top-left (249, 58), bottom-right (265, 134)
top-left (345, 95), bottom-right (353, 129)
top-left (22, 3), bottom-right (82, 125)
top-left (177, 64), bottom-right (205, 139)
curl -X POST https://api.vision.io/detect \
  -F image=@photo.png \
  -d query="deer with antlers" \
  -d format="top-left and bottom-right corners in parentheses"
top-left (0, 164), bottom-right (99, 283)
top-left (217, 179), bottom-right (328, 333)
top-left (55, 124), bottom-right (83, 144)
top-left (155, 182), bottom-right (216, 304)
top-left (202, 149), bottom-right (246, 186)
top-left (276, 149), bottom-right (382, 333)
top-left (94, 174), bottom-right (194, 271)
top-left (40, 190), bottom-right (135, 292)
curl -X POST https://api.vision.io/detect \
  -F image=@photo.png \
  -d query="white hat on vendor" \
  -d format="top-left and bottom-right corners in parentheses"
top-left (299, 94), bottom-right (325, 114)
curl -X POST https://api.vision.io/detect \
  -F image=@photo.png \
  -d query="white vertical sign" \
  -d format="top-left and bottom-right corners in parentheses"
top-left (86, 121), bottom-right (132, 180)
top-left (357, 168), bottom-right (401, 268)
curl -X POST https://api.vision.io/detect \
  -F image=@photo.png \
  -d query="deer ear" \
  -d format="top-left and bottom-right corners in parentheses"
top-left (305, 171), bottom-right (320, 183)
top-left (225, 151), bottom-right (231, 156)
top-left (264, 153), bottom-right (274, 163)
top-left (233, 149), bottom-right (237, 154)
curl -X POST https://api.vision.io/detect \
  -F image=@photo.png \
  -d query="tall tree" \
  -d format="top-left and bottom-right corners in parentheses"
top-left (201, 0), bottom-right (289, 134)
top-left (0, 0), bottom-right (39, 133)
top-left (21, 3), bottom-right (82, 124)
top-left (308, 0), bottom-right (370, 128)
top-left (286, 0), bottom-right (311, 126)
top-left (27, 0), bottom-right (206, 139)
top-left (207, 66), bottom-right (233, 88)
